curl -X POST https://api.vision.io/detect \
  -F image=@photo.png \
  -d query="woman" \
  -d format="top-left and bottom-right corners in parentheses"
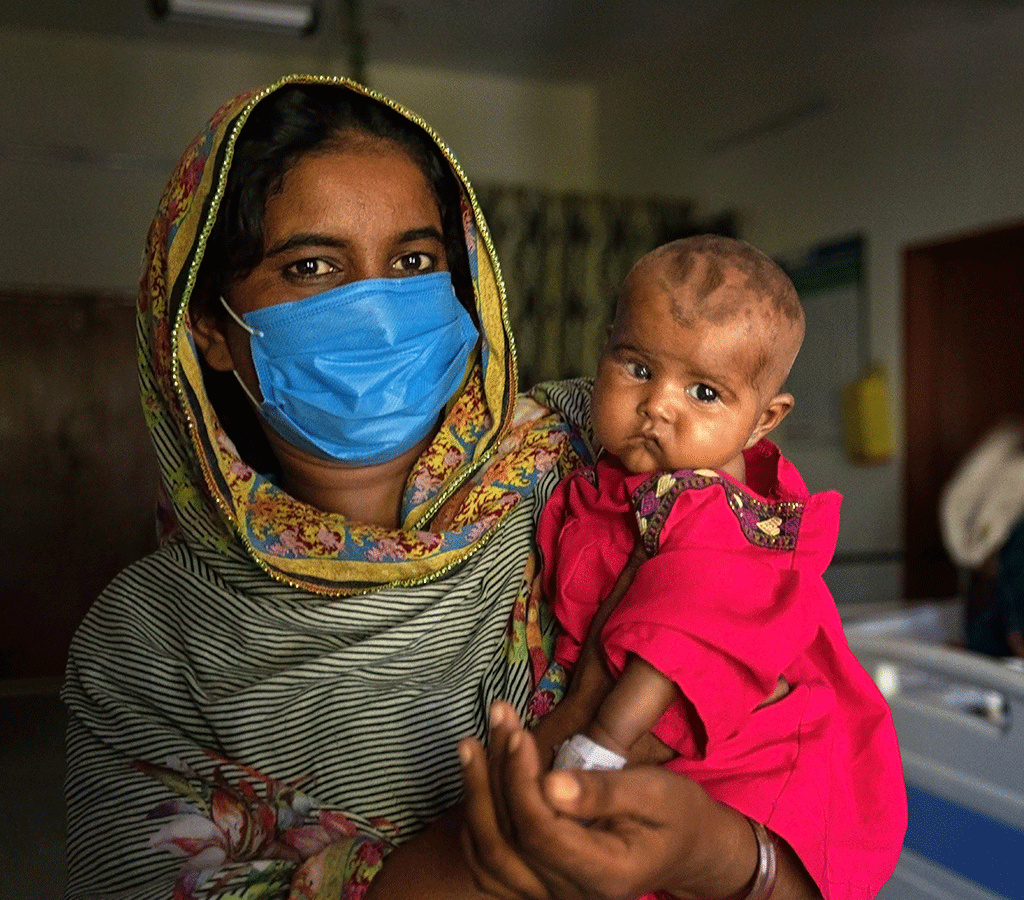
top-left (62, 75), bottom-right (845, 899)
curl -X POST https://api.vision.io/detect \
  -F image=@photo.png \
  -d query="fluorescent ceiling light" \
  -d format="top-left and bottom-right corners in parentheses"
top-left (152, 0), bottom-right (318, 33)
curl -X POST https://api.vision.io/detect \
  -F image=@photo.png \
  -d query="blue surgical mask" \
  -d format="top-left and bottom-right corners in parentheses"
top-left (220, 272), bottom-right (477, 466)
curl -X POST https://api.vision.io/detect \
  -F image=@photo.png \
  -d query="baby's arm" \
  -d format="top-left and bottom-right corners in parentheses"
top-left (589, 654), bottom-right (679, 760)
top-left (557, 653), bottom-right (678, 769)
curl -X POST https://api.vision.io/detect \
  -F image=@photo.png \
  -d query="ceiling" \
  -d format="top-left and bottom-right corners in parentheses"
top-left (4, 0), bottom-right (1023, 83)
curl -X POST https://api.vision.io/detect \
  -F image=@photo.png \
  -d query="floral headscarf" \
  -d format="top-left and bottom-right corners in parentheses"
top-left (140, 73), bottom-right (580, 593)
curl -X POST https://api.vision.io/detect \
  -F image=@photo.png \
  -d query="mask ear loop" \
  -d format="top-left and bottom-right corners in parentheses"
top-left (219, 296), bottom-right (265, 409)
top-left (220, 295), bottom-right (264, 337)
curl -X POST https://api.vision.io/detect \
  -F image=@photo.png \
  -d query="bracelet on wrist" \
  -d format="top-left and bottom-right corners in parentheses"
top-left (726, 817), bottom-right (777, 900)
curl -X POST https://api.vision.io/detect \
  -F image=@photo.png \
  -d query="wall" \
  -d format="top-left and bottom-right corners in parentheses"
top-left (0, 30), bottom-right (598, 296)
top-left (592, 6), bottom-right (1024, 603)
top-left (3, 11), bottom-right (1023, 641)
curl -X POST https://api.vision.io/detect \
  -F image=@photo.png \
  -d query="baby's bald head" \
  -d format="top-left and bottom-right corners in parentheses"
top-left (624, 235), bottom-right (805, 395)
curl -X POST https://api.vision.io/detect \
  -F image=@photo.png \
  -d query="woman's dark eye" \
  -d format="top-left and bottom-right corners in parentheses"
top-left (287, 258), bottom-right (333, 278)
top-left (394, 252), bottom-right (434, 273)
top-left (688, 383), bottom-right (719, 403)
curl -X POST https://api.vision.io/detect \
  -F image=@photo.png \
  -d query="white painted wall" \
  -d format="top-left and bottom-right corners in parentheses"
top-left (373, 65), bottom-right (597, 191)
top-left (0, 28), bottom-right (598, 294)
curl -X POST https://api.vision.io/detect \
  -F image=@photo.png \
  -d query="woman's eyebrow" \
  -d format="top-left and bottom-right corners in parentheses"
top-left (264, 227), bottom-right (445, 257)
top-left (397, 226), bottom-right (446, 244)
top-left (265, 232), bottom-right (346, 256)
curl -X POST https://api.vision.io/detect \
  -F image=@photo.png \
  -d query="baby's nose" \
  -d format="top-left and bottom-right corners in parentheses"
top-left (640, 384), bottom-right (678, 421)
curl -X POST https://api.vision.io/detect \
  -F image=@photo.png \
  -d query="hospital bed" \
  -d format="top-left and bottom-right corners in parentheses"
top-left (844, 601), bottom-right (1024, 900)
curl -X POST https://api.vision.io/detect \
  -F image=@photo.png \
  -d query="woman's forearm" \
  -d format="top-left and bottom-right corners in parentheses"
top-left (772, 837), bottom-right (824, 900)
top-left (363, 805), bottom-right (487, 900)
top-left (660, 798), bottom-right (821, 900)
top-left (368, 779), bottom-right (822, 900)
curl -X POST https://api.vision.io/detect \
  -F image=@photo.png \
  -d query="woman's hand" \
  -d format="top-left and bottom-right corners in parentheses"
top-left (456, 542), bottom-right (822, 900)
top-left (460, 702), bottom-right (762, 900)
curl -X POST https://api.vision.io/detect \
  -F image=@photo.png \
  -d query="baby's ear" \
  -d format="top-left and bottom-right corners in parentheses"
top-left (745, 392), bottom-right (794, 448)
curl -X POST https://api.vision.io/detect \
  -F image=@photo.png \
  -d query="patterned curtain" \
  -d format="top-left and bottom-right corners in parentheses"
top-left (474, 184), bottom-right (736, 388)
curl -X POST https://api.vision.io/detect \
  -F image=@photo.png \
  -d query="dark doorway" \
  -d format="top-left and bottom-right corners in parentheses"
top-left (903, 221), bottom-right (1024, 599)
top-left (1, 292), bottom-right (159, 679)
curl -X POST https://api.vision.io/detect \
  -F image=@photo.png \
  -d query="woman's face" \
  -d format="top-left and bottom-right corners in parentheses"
top-left (198, 139), bottom-right (449, 388)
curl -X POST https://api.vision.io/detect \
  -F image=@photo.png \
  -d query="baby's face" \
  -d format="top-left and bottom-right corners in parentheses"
top-left (592, 259), bottom-right (782, 476)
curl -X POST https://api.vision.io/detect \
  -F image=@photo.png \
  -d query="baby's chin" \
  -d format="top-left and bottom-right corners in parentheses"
top-left (613, 445), bottom-right (677, 475)
top-left (613, 444), bottom-right (724, 476)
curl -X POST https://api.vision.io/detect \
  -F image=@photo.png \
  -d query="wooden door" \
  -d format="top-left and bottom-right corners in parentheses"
top-left (903, 221), bottom-right (1024, 599)
top-left (1, 292), bottom-right (159, 679)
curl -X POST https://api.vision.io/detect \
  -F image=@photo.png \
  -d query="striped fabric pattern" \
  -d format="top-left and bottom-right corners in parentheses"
top-left (63, 486), bottom-right (558, 898)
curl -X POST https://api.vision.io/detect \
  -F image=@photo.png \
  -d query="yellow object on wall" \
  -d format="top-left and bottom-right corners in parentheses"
top-left (842, 366), bottom-right (894, 465)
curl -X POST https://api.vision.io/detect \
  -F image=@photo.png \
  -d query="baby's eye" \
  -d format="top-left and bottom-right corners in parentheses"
top-left (286, 258), bottom-right (335, 279)
top-left (688, 383), bottom-right (719, 403)
top-left (393, 252), bottom-right (436, 274)
top-left (626, 361), bottom-right (652, 380)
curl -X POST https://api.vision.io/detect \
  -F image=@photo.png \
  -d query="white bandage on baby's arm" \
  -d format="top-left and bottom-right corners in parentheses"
top-left (553, 733), bottom-right (627, 770)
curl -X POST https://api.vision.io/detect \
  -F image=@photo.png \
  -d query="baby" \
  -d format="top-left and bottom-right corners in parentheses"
top-left (537, 235), bottom-right (905, 895)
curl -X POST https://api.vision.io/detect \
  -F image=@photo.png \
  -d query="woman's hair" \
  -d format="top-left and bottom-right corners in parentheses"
top-left (191, 83), bottom-right (475, 474)
top-left (193, 83), bottom-right (472, 316)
